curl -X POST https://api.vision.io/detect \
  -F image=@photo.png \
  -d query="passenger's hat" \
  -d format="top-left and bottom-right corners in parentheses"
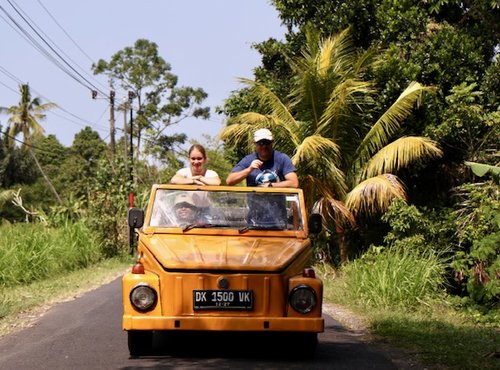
top-left (254, 128), bottom-right (273, 142)
top-left (174, 193), bottom-right (196, 208)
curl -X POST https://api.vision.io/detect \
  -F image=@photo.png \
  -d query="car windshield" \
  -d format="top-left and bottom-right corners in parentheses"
top-left (149, 189), bottom-right (304, 231)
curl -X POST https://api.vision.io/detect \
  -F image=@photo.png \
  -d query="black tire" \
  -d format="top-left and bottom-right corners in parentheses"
top-left (295, 332), bottom-right (318, 358)
top-left (127, 330), bottom-right (153, 356)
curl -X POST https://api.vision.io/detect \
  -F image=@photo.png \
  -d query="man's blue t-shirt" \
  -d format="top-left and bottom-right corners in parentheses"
top-left (231, 150), bottom-right (296, 186)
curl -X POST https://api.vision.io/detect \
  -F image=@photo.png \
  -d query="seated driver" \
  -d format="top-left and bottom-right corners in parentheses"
top-left (246, 172), bottom-right (287, 228)
top-left (173, 193), bottom-right (199, 226)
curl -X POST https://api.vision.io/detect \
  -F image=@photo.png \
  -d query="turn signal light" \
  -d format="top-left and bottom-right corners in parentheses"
top-left (302, 268), bottom-right (315, 278)
top-left (131, 262), bottom-right (145, 274)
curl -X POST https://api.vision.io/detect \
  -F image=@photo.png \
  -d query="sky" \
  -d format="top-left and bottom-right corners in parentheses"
top-left (0, 0), bottom-right (286, 148)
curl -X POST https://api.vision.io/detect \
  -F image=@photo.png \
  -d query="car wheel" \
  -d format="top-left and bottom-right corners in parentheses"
top-left (128, 330), bottom-right (153, 356)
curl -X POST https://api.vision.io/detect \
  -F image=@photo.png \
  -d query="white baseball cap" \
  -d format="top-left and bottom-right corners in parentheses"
top-left (174, 193), bottom-right (196, 208)
top-left (254, 128), bottom-right (273, 142)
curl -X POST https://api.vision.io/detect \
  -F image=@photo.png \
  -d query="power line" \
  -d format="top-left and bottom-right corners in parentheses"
top-left (36, 0), bottom-right (96, 67)
top-left (0, 80), bottom-right (18, 94)
top-left (2, 0), bottom-right (107, 96)
top-left (0, 63), bottom-right (110, 134)
top-left (0, 4), bottom-right (94, 93)
top-left (0, 130), bottom-right (67, 155)
top-left (33, 0), bottom-right (109, 93)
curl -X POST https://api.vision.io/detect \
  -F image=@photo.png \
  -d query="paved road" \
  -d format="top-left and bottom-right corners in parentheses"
top-left (0, 278), bottom-right (400, 369)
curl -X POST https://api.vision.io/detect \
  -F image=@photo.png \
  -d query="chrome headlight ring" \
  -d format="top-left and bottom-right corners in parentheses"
top-left (289, 284), bottom-right (317, 314)
top-left (130, 283), bottom-right (157, 312)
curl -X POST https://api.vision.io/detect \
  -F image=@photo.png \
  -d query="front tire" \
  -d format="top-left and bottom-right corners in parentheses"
top-left (128, 330), bottom-right (153, 356)
top-left (293, 332), bottom-right (318, 358)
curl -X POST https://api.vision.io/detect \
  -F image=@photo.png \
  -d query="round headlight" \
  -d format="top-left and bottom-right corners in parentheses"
top-left (130, 284), bottom-right (157, 312)
top-left (289, 285), bottom-right (317, 314)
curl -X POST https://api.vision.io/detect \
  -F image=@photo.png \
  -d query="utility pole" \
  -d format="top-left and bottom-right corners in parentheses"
top-left (128, 91), bottom-right (135, 208)
top-left (123, 98), bottom-right (128, 177)
top-left (92, 89), bottom-right (116, 163)
top-left (109, 90), bottom-right (116, 162)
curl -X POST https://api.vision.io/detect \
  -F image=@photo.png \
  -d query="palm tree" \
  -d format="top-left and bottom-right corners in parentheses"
top-left (0, 84), bottom-right (62, 204)
top-left (220, 28), bottom-right (442, 262)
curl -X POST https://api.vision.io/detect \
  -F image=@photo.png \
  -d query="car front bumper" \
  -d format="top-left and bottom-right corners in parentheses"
top-left (123, 315), bottom-right (324, 332)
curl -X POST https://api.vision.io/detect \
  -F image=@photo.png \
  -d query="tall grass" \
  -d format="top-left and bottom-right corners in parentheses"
top-left (340, 246), bottom-right (447, 309)
top-left (0, 221), bottom-right (102, 287)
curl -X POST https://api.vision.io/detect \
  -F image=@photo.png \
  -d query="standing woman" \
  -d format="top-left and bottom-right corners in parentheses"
top-left (170, 144), bottom-right (221, 186)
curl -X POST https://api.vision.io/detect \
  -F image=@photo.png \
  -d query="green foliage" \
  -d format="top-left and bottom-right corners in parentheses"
top-left (425, 82), bottom-right (499, 164)
top-left (340, 245), bottom-right (447, 309)
top-left (451, 182), bottom-right (500, 305)
top-left (34, 134), bottom-right (67, 167)
top-left (379, 199), bottom-right (454, 253)
top-left (379, 185), bottom-right (499, 306)
top-left (0, 146), bottom-right (39, 188)
top-left (0, 221), bottom-right (102, 287)
top-left (92, 39), bottom-right (209, 162)
top-left (221, 28), bottom-right (442, 265)
top-left (87, 157), bottom-right (129, 258)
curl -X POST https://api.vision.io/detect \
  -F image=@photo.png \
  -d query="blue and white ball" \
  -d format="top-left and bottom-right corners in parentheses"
top-left (255, 170), bottom-right (279, 185)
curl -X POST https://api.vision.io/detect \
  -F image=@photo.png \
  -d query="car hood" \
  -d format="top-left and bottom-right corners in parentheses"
top-left (141, 234), bottom-right (310, 272)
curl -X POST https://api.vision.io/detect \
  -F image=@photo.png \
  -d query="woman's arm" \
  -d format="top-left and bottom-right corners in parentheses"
top-left (193, 171), bottom-right (221, 186)
top-left (170, 170), bottom-right (195, 185)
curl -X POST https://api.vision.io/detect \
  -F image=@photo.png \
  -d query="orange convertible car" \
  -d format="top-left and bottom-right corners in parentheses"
top-left (123, 185), bottom-right (324, 356)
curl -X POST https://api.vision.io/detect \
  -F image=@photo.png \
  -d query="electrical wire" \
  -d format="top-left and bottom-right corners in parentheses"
top-left (2, 0), bottom-right (106, 96)
top-left (0, 63), bottom-right (110, 134)
top-left (36, 0), bottom-right (97, 68)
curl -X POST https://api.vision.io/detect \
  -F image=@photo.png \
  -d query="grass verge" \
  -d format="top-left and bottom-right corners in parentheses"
top-left (0, 256), bottom-right (133, 337)
top-left (1, 254), bottom-right (498, 370)
top-left (319, 263), bottom-right (500, 370)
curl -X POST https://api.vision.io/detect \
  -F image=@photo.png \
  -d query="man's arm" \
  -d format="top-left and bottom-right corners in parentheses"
top-left (272, 171), bottom-right (299, 188)
top-left (226, 159), bottom-right (262, 186)
top-left (225, 167), bottom-right (252, 185)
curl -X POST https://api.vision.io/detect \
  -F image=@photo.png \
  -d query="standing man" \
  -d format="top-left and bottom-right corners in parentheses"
top-left (226, 128), bottom-right (299, 188)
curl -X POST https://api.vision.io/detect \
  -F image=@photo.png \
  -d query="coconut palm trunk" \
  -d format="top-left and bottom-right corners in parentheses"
top-left (0, 84), bottom-right (62, 205)
top-left (28, 148), bottom-right (62, 204)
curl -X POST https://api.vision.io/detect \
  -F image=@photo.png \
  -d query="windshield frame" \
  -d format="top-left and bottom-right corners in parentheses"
top-left (142, 185), bottom-right (310, 238)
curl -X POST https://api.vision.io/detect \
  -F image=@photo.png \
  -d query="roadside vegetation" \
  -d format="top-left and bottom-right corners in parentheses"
top-left (320, 246), bottom-right (499, 370)
top-left (0, 1), bottom-right (498, 369)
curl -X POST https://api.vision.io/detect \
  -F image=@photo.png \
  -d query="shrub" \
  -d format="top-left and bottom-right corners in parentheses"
top-left (0, 221), bottom-right (102, 287)
top-left (341, 245), bottom-right (447, 310)
top-left (450, 181), bottom-right (499, 305)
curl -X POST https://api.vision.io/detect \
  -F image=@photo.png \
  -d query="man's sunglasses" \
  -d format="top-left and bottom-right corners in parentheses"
top-left (174, 202), bottom-right (196, 210)
top-left (256, 140), bottom-right (272, 146)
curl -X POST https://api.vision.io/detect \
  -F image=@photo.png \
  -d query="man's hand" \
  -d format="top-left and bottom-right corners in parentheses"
top-left (250, 159), bottom-right (263, 170)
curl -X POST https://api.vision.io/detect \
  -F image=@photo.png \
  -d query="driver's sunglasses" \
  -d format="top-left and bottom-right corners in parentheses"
top-left (256, 140), bottom-right (272, 146)
top-left (175, 202), bottom-right (195, 210)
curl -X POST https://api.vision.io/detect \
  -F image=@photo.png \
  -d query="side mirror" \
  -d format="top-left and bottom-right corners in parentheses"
top-left (128, 208), bottom-right (144, 254)
top-left (128, 208), bottom-right (144, 228)
top-left (308, 213), bottom-right (322, 234)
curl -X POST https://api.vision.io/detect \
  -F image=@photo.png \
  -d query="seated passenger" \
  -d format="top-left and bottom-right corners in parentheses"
top-left (173, 193), bottom-right (199, 226)
top-left (247, 192), bottom-right (287, 229)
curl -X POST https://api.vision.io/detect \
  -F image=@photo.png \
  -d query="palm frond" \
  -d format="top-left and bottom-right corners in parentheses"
top-left (293, 136), bottom-right (348, 198)
top-left (354, 82), bottom-right (436, 171)
top-left (317, 78), bottom-right (374, 136)
top-left (345, 174), bottom-right (407, 216)
top-left (239, 78), bottom-right (298, 129)
top-left (219, 118), bottom-right (265, 152)
top-left (317, 28), bottom-right (355, 78)
top-left (361, 136), bottom-right (443, 180)
top-left (314, 196), bottom-right (357, 233)
top-left (293, 135), bottom-right (341, 165)
top-left (0, 189), bottom-right (15, 207)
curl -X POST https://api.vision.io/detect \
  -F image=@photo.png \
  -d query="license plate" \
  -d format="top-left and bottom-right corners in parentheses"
top-left (193, 290), bottom-right (253, 310)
